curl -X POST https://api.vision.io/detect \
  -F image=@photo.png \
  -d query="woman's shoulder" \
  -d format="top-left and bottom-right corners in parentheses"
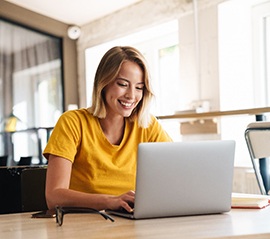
top-left (130, 114), bottom-right (159, 130)
top-left (61, 108), bottom-right (94, 119)
top-left (56, 108), bottom-right (96, 127)
top-left (148, 114), bottom-right (160, 126)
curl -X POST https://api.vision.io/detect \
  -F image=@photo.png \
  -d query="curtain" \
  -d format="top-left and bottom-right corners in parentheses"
top-left (0, 19), bottom-right (63, 164)
top-left (0, 19), bottom-right (63, 129)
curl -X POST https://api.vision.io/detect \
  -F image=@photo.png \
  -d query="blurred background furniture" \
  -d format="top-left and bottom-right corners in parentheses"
top-left (0, 166), bottom-right (47, 214)
top-left (245, 122), bottom-right (270, 195)
top-left (0, 155), bottom-right (8, 166)
top-left (0, 127), bottom-right (53, 166)
top-left (17, 156), bottom-right (32, 166)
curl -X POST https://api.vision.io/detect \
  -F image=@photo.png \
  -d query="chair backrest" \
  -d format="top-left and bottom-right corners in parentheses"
top-left (245, 122), bottom-right (270, 195)
top-left (0, 166), bottom-right (47, 214)
top-left (20, 167), bottom-right (47, 212)
top-left (17, 156), bottom-right (32, 166)
top-left (0, 155), bottom-right (8, 166)
top-left (245, 122), bottom-right (270, 159)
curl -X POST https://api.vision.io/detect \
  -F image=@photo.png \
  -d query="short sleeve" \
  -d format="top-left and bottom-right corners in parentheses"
top-left (43, 110), bottom-right (81, 162)
top-left (146, 116), bottom-right (173, 142)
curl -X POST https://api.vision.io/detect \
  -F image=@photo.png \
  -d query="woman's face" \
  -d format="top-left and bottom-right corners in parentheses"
top-left (104, 60), bottom-right (144, 119)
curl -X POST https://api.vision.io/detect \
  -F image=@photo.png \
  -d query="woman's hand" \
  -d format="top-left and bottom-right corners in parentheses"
top-left (46, 155), bottom-right (136, 212)
top-left (107, 190), bottom-right (135, 213)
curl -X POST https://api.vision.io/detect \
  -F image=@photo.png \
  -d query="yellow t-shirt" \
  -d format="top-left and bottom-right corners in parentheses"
top-left (43, 108), bottom-right (172, 195)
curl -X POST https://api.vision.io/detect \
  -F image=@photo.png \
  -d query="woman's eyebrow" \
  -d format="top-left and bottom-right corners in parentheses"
top-left (136, 82), bottom-right (145, 86)
top-left (116, 77), bottom-right (128, 82)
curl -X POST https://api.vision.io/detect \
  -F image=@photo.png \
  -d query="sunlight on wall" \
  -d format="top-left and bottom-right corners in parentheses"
top-left (218, 0), bottom-right (270, 167)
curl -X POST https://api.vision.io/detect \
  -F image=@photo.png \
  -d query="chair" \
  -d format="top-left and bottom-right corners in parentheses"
top-left (245, 122), bottom-right (270, 195)
top-left (0, 155), bottom-right (8, 166)
top-left (20, 167), bottom-right (47, 212)
top-left (0, 166), bottom-right (47, 213)
top-left (17, 156), bottom-right (32, 166)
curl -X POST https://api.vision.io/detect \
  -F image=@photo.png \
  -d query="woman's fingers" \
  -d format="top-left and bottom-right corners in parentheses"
top-left (115, 191), bottom-right (135, 212)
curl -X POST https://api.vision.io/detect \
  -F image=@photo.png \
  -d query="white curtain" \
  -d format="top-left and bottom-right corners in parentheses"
top-left (0, 19), bottom-right (63, 130)
top-left (0, 19), bottom-right (63, 164)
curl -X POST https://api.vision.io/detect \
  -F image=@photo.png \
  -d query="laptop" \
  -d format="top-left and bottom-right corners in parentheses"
top-left (106, 140), bottom-right (235, 219)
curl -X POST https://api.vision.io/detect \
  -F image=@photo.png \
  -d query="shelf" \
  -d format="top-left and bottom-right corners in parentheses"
top-left (156, 107), bottom-right (270, 120)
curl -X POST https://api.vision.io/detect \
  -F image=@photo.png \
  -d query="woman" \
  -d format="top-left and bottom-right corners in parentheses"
top-left (43, 46), bottom-right (172, 213)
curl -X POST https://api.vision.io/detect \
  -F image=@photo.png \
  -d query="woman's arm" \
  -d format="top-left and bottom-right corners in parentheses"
top-left (45, 154), bottom-right (135, 212)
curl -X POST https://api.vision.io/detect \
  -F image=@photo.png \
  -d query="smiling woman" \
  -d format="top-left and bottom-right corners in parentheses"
top-left (88, 46), bottom-right (154, 128)
top-left (43, 46), bottom-right (172, 213)
top-left (103, 61), bottom-right (144, 119)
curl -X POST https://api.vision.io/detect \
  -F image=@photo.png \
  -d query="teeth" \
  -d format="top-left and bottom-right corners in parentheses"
top-left (120, 101), bottom-right (133, 107)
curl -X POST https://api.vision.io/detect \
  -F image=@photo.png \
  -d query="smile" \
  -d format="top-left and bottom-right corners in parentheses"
top-left (119, 100), bottom-right (134, 108)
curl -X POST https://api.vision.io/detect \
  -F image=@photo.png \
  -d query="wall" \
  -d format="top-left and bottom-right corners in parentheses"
top-left (0, 0), bottom-right (79, 111)
top-left (77, 0), bottom-right (225, 110)
top-left (233, 167), bottom-right (261, 194)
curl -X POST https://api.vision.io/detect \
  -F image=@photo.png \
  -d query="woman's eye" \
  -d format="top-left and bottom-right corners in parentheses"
top-left (117, 82), bottom-right (128, 87)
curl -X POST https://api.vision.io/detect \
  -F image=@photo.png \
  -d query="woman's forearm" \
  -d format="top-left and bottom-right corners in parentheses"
top-left (46, 188), bottom-right (111, 210)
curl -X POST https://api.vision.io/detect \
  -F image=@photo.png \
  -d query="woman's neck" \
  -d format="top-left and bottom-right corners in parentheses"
top-left (99, 116), bottom-right (126, 145)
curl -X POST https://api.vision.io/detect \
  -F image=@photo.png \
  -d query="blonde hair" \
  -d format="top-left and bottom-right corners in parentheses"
top-left (88, 46), bottom-right (154, 128)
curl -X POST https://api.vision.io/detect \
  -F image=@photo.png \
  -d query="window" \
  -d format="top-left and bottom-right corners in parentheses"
top-left (0, 19), bottom-right (63, 164)
top-left (156, 45), bottom-right (180, 115)
top-left (218, 0), bottom-right (270, 167)
top-left (252, 1), bottom-right (270, 106)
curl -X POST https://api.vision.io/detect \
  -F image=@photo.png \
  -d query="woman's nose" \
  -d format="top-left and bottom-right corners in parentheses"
top-left (125, 87), bottom-right (135, 99)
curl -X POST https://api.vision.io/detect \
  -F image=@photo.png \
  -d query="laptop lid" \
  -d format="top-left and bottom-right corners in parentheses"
top-left (108, 140), bottom-right (235, 219)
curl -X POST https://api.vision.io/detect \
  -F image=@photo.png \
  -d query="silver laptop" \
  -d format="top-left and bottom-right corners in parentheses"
top-left (106, 140), bottom-right (235, 219)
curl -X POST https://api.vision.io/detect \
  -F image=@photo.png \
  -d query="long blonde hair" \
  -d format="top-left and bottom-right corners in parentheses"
top-left (88, 46), bottom-right (154, 128)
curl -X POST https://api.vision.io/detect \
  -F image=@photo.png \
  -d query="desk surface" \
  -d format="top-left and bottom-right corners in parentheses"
top-left (1, 207), bottom-right (270, 239)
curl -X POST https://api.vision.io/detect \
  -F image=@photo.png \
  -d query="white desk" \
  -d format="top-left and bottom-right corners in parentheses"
top-left (0, 207), bottom-right (270, 239)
